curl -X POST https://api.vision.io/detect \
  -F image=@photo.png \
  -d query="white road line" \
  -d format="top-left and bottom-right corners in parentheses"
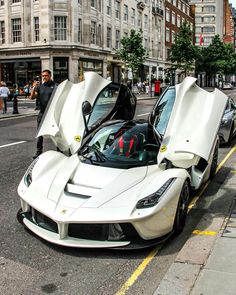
top-left (0, 141), bottom-right (26, 149)
top-left (137, 112), bottom-right (150, 117)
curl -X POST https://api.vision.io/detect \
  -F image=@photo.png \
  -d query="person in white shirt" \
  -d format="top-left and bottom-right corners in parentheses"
top-left (0, 81), bottom-right (10, 114)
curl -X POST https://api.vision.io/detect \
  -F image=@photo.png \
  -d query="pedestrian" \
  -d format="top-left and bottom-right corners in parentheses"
top-left (23, 83), bottom-right (30, 98)
top-left (33, 69), bottom-right (57, 159)
top-left (0, 81), bottom-right (10, 114)
top-left (30, 79), bottom-right (40, 102)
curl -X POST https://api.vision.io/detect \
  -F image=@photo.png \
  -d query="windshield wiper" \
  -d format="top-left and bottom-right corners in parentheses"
top-left (80, 145), bottom-right (107, 163)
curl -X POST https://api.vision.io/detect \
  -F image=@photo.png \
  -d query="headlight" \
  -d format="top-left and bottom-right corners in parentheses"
top-left (24, 158), bottom-right (39, 187)
top-left (136, 178), bottom-right (176, 209)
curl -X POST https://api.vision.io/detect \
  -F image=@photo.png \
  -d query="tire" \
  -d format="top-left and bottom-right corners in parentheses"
top-left (227, 123), bottom-right (234, 145)
top-left (210, 141), bottom-right (218, 179)
top-left (16, 209), bottom-right (24, 225)
top-left (173, 180), bottom-right (190, 234)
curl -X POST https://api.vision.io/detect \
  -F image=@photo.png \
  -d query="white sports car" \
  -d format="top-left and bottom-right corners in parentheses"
top-left (17, 72), bottom-right (227, 249)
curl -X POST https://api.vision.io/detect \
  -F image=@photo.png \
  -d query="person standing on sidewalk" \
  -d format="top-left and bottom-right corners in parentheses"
top-left (0, 81), bottom-right (10, 114)
top-left (33, 69), bottom-right (57, 159)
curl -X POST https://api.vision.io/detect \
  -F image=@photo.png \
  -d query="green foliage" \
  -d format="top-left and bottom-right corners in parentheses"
top-left (195, 35), bottom-right (236, 84)
top-left (115, 29), bottom-right (147, 74)
top-left (167, 21), bottom-right (197, 76)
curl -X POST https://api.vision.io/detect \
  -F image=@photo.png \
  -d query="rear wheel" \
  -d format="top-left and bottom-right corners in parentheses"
top-left (227, 123), bottom-right (234, 145)
top-left (210, 142), bottom-right (218, 179)
top-left (173, 180), bottom-right (189, 234)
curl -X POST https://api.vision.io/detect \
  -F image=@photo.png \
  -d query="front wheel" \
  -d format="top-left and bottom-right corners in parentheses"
top-left (173, 180), bottom-right (190, 234)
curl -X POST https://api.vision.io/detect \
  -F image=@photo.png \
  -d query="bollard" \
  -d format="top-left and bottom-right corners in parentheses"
top-left (12, 95), bottom-right (19, 114)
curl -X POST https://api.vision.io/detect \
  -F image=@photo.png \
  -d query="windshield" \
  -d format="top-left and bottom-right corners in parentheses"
top-left (79, 121), bottom-right (159, 168)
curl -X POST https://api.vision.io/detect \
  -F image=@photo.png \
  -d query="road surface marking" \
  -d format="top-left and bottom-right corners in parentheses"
top-left (192, 230), bottom-right (217, 236)
top-left (0, 141), bottom-right (26, 149)
top-left (115, 246), bottom-right (162, 295)
top-left (115, 143), bottom-right (236, 295)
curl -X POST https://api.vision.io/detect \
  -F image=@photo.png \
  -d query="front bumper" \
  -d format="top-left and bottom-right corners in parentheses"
top-left (18, 208), bottom-right (171, 249)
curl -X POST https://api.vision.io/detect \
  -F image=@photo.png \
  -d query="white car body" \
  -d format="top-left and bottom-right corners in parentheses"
top-left (17, 73), bottom-right (227, 248)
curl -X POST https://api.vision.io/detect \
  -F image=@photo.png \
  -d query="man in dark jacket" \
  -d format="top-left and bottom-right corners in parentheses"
top-left (33, 69), bottom-right (57, 159)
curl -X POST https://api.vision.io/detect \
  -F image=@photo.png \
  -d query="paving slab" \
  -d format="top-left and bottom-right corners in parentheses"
top-left (205, 237), bottom-right (236, 273)
top-left (190, 269), bottom-right (236, 295)
top-left (175, 214), bottom-right (224, 265)
top-left (154, 262), bottom-right (201, 295)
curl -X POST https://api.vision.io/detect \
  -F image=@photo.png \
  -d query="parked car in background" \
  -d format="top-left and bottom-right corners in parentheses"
top-left (222, 83), bottom-right (233, 90)
top-left (218, 97), bottom-right (236, 145)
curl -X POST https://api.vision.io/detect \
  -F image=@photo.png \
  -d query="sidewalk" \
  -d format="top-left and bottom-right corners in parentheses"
top-left (0, 99), bottom-right (38, 120)
top-left (154, 145), bottom-right (236, 295)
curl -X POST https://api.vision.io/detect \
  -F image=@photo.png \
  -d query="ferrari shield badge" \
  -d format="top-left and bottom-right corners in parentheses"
top-left (74, 135), bottom-right (81, 142)
top-left (160, 145), bottom-right (167, 152)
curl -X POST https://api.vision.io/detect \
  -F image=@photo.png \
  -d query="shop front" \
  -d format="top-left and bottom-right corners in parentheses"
top-left (0, 58), bottom-right (41, 87)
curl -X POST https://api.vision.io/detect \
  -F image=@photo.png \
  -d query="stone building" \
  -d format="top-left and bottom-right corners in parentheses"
top-left (0, 0), bottom-right (166, 87)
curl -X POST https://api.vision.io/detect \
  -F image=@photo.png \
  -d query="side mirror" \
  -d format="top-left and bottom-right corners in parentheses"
top-left (82, 101), bottom-right (92, 116)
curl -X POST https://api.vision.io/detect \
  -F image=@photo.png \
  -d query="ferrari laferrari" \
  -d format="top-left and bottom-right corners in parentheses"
top-left (17, 72), bottom-right (227, 248)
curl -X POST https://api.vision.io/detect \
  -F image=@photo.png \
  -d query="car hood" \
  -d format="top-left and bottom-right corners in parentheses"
top-left (20, 152), bottom-right (148, 212)
top-left (37, 72), bottom-right (111, 155)
top-left (157, 77), bottom-right (227, 168)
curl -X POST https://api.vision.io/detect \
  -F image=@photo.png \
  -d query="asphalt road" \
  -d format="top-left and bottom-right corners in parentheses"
top-left (0, 97), bottom-right (235, 295)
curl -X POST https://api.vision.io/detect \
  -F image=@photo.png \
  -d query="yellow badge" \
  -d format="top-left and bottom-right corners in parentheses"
top-left (74, 136), bottom-right (81, 142)
top-left (160, 145), bottom-right (167, 152)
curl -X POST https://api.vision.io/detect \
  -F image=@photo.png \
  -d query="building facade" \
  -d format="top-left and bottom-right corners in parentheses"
top-left (165, 0), bottom-right (194, 84)
top-left (0, 0), bottom-right (167, 87)
top-left (190, 0), bottom-right (226, 47)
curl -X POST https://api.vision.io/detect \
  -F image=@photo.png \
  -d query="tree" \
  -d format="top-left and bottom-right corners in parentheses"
top-left (167, 21), bottom-right (197, 77)
top-left (195, 35), bottom-right (236, 86)
top-left (115, 29), bottom-right (147, 83)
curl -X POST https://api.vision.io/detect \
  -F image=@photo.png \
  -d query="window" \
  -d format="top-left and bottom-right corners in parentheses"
top-left (202, 26), bottom-right (215, 33)
top-left (131, 8), bottom-right (135, 25)
top-left (107, 0), bottom-right (111, 15)
top-left (97, 24), bottom-right (101, 46)
top-left (78, 18), bottom-right (82, 42)
top-left (171, 30), bottom-right (175, 44)
top-left (0, 21), bottom-right (5, 44)
top-left (107, 26), bottom-right (112, 48)
top-left (0, 1), bottom-right (4, 6)
top-left (91, 0), bottom-right (96, 8)
top-left (115, 29), bottom-right (120, 49)
top-left (124, 4), bottom-right (128, 22)
top-left (138, 11), bottom-right (142, 27)
top-left (154, 88), bottom-right (176, 135)
top-left (172, 11), bottom-right (175, 25)
top-left (177, 15), bottom-right (180, 27)
top-left (203, 5), bottom-right (215, 13)
top-left (178, 0), bottom-right (181, 10)
top-left (54, 16), bottom-right (67, 40)
top-left (166, 8), bottom-right (170, 22)
top-left (166, 27), bottom-right (170, 42)
top-left (115, 0), bottom-right (120, 19)
top-left (90, 21), bottom-right (97, 44)
top-left (12, 18), bottom-right (21, 42)
top-left (144, 14), bottom-right (148, 28)
top-left (144, 38), bottom-right (148, 51)
top-left (34, 17), bottom-right (39, 42)
top-left (12, 0), bottom-right (21, 3)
